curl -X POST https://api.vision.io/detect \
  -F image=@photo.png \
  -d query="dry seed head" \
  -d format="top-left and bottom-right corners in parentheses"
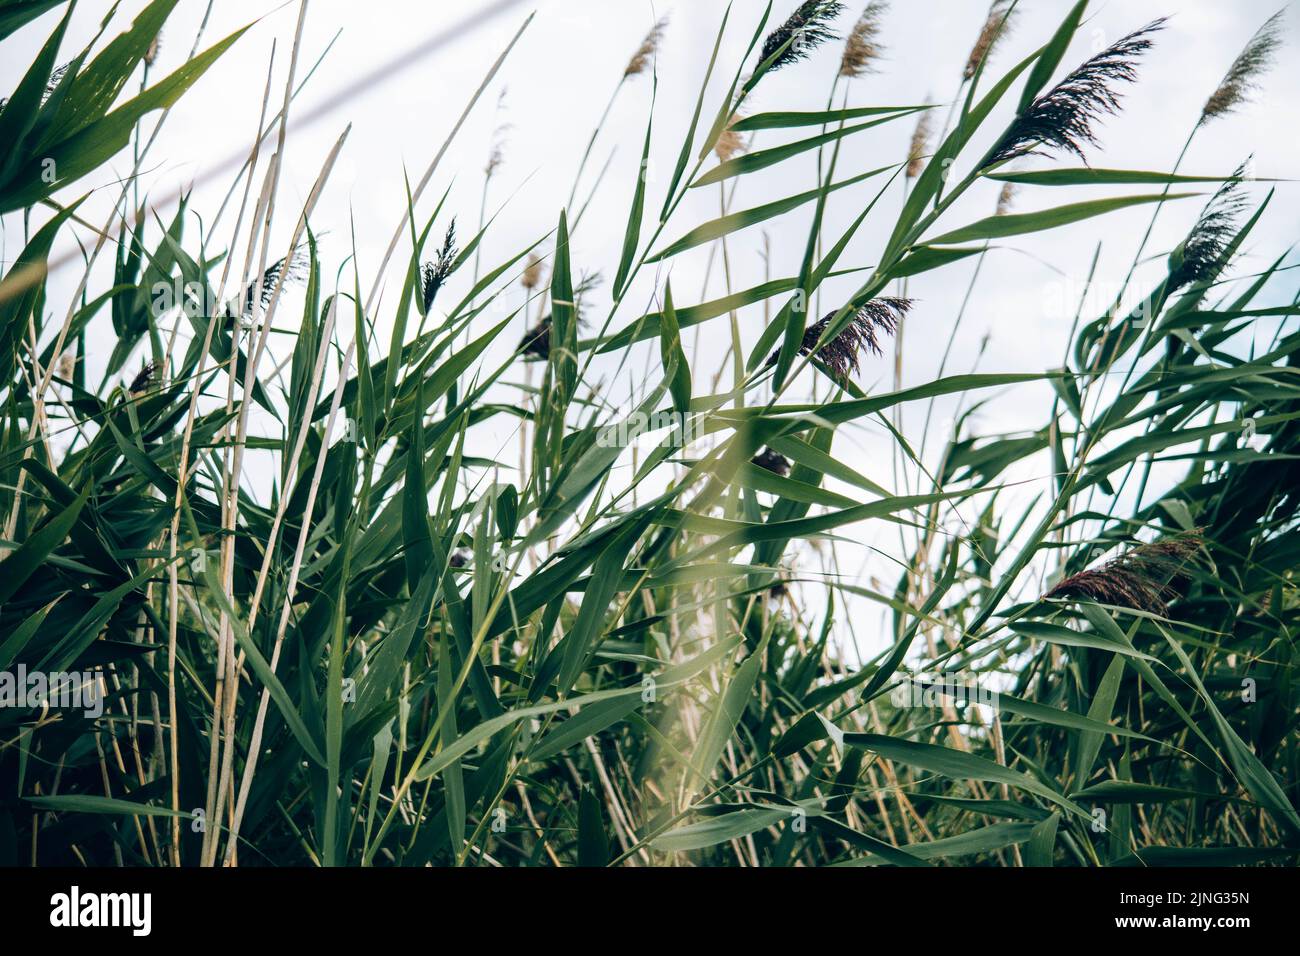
top-left (715, 114), bottom-right (749, 163)
top-left (995, 181), bottom-right (1017, 215)
top-left (1169, 164), bottom-right (1249, 290)
top-left (1044, 531), bottom-right (1202, 615)
top-left (144, 31), bottom-right (162, 67)
top-left (987, 19), bottom-right (1165, 166)
top-left (625, 16), bottom-right (669, 78)
top-left (767, 297), bottom-right (912, 380)
top-left (1201, 8), bottom-right (1285, 124)
top-left (128, 360), bottom-right (157, 395)
top-left (761, 1), bottom-right (846, 74)
top-left (906, 108), bottom-right (932, 179)
top-left (485, 124), bottom-right (512, 178)
top-left (421, 221), bottom-right (458, 313)
top-left (964, 0), bottom-right (1015, 80)
top-left (752, 447), bottom-right (792, 477)
top-left (840, 1), bottom-right (887, 78)
top-left (521, 253), bottom-right (544, 291)
top-left (55, 349), bottom-right (75, 380)
top-left (243, 243), bottom-right (309, 317)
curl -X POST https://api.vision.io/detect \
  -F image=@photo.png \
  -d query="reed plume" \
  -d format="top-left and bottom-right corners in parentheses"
top-left (761, 1), bottom-right (846, 73)
top-left (995, 181), bottom-right (1017, 215)
top-left (1045, 532), bottom-right (1202, 614)
top-left (521, 253), bottom-right (545, 291)
top-left (1169, 166), bottom-right (1248, 290)
top-left (767, 298), bottom-right (912, 379)
top-left (987, 19), bottom-right (1165, 166)
top-left (144, 30), bottom-right (162, 67)
top-left (519, 272), bottom-right (601, 359)
top-left (1201, 9), bottom-right (1285, 124)
top-left (485, 90), bottom-right (511, 179)
top-left (752, 447), bottom-right (792, 476)
top-left (906, 107), bottom-right (932, 179)
top-left (840, 1), bottom-right (887, 78)
top-left (54, 348), bottom-right (75, 381)
top-left (241, 243), bottom-right (310, 317)
top-left (2, 61), bottom-right (71, 110)
top-left (128, 360), bottom-right (158, 395)
top-left (963, 0), bottom-right (1015, 80)
top-left (715, 114), bottom-right (749, 163)
top-left (422, 221), bottom-right (458, 313)
top-left (625, 16), bottom-right (668, 78)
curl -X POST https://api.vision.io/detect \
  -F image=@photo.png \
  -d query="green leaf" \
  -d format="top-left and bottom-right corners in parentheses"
top-left (928, 194), bottom-right (1197, 245)
top-left (651, 164), bottom-right (891, 261)
top-left (846, 733), bottom-right (1086, 817)
top-left (577, 789), bottom-right (610, 866)
top-left (1011, 620), bottom-right (1155, 660)
top-left (24, 794), bottom-right (192, 818)
top-left (1025, 812), bottom-right (1060, 867)
top-left (0, 481), bottom-right (88, 607)
top-left (3, 18), bottom-right (251, 211)
top-left (987, 167), bottom-right (1274, 187)
top-left (730, 105), bottom-right (929, 131)
top-left (613, 79), bottom-right (654, 297)
top-left (529, 695), bottom-right (642, 763)
top-left (654, 803), bottom-right (816, 852)
top-left (658, 281), bottom-right (691, 414)
top-left (691, 115), bottom-right (904, 189)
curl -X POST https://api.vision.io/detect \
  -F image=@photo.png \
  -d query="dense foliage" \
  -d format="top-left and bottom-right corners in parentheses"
top-left (1, 0), bottom-right (1297, 867)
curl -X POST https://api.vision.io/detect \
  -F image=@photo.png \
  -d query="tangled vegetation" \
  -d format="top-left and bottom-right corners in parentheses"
top-left (0, 0), bottom-right (1297, 868)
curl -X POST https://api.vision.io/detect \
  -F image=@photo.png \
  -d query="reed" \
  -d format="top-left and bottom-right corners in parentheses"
top-left (1, 0), bottom-right (1296, 870)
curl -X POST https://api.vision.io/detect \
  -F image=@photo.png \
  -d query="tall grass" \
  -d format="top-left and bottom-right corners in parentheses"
top-left (0, 0), bottom-right (1297, 868)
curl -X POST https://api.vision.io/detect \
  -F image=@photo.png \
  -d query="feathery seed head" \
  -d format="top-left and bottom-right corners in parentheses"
top-left (1045, 531), bottom-right (1202, 614)
top-left (767, 297), bottom-right (912, 379)
top-left (128, 361), bottom-right (157, 395)
top-left (752, 447), bottom-right (792, 477)
top-left (715, 114), bottom-right (749, 163)
top-left (144, 30), bottom-right (162, 67)
top-left (1201, 9), bottom-right (1285, 124)
top-left (422, 221), bottom-right (459, 313)
top-left (518, 272), bottom-right (599, 360)
top-left (840, 1), bottom-right (887, 78)
top-left (906, 108), bottom-right (932, 179)
top-left (1169, 165), bottom-right (1249, 290)
top-left (55, 349), bottom-right (75, 381)
top-left (521, 253), bottom-right (545, 291)
top-left (995, 181), bottom-right (1017, 215)
top-left (625, 16), bottom-right (669, 78)
top-left (243, 244), bottom-right (310, 317)
top-left (964, 0), bottom-right (1015, 80)
top-left (987, 19), bottom-right (1165, 166)
top-left (761, 1), bottom-right (846, 73)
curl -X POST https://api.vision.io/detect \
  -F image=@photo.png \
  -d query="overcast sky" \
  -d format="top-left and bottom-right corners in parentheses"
top-left (5, 0), bottom-right (1297, 659)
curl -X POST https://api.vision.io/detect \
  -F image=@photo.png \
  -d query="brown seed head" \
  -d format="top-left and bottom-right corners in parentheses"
top-left (1201, 9), bottom-right (1285, 124)
top-left (625, 16), bottom-right (669, 78)
top-left (521, 253), bottom-right (544, 291)
top-left (906, 109), bottom-right (932, 179)
top-left (840, 1), bottom-right (887, 78)
top-left (1044, 531), bottom-right (1202, 615)
top-left (964, 1), bottom-right (1015, 80)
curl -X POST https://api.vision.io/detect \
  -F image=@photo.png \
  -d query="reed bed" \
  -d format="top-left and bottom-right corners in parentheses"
top-left (0, 0), bottom-right (1297, 869)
